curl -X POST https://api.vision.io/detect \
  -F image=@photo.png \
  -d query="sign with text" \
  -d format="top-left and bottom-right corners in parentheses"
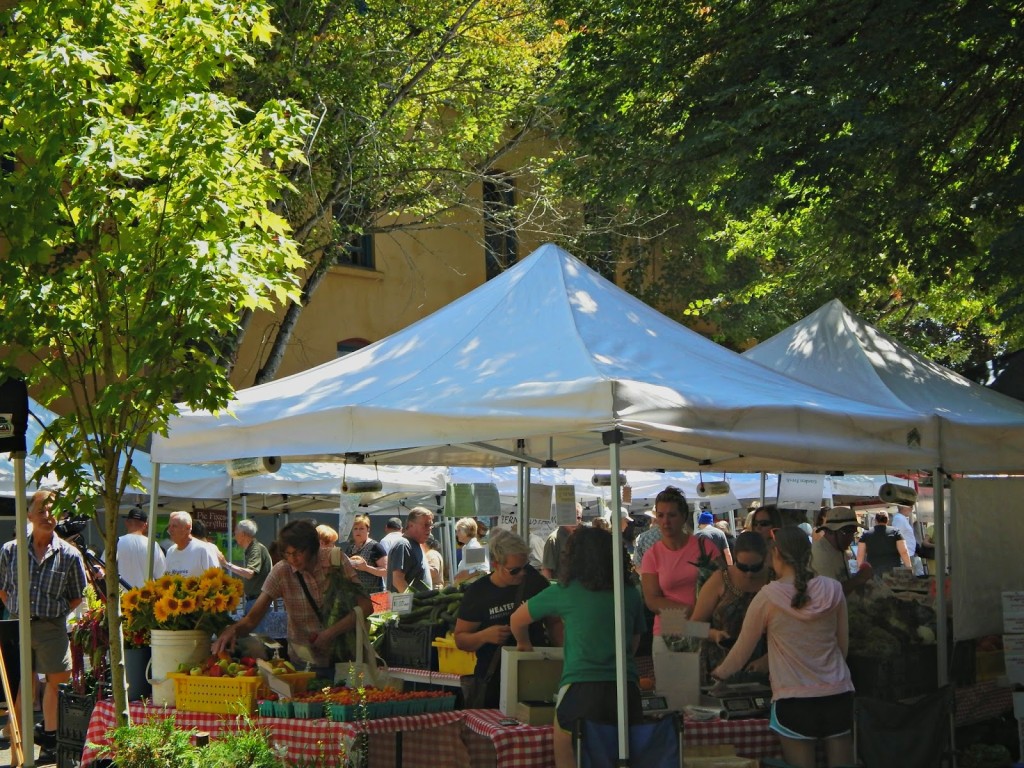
top-left (391, 593), bottom-right (414, 615)
top-left (554, 485), bottom-right (577, 526)
top-left (777, 473), bottom-right (826, 513)
top-left (529, 484), bottom-right (553, 521)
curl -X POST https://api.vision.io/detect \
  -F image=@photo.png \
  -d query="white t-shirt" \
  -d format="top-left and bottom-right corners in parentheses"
top-left (379, 530), bottom-right (405, 555)
top-left (455, 537), bottom-right (489, 577)
top-left (165, 538), bottom-right (221, 576)
top-left (889, 510), bottom-right (917, 555)
top-left (114, 533), bottom-right (166, 588)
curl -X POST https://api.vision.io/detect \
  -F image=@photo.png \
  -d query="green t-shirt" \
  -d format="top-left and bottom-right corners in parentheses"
top-left (526, 580), bottom-right (646, 687)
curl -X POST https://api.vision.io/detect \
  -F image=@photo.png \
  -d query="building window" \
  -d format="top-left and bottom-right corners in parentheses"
top-left (483, 172), bottom-right (517, 280)
top-left (333, 232), bottom-right (375, 270)
top-left (337, 338), bottom-right (370, 357)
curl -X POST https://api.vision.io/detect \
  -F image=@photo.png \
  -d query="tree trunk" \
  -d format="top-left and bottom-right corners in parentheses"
top-left (253, 251), bottom-right (335, 384)
top-left (104, 492), bottom-right (130, 726)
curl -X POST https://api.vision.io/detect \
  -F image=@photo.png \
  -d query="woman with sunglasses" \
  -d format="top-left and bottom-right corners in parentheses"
top-left (454, 530), bottom-right (558, 708)
top-left (691, 531), bottom-right (770, 684)
top-left (712, 527), bottom-right (854, 768)
top-left (749, 504), bottom-right (780, 541)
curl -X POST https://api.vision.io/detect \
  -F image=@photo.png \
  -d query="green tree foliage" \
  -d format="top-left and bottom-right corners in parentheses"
top-left (227, 0), bottom-right (566, 382)
top-left (0, 0), bottom-right (311, 722)
top-left (547, 0), bottom-right (1024, 372)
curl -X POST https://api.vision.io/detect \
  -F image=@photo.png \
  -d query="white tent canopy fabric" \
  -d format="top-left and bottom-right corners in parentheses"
top-left (153, 245), bottom-right (935, 473)
top-left (742, 298), bottom-right (1024, 473)
top-left (0, 398), bottom-right (60, 497)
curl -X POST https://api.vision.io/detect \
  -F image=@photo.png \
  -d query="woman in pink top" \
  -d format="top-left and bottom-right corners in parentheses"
top-left (640, 486), bottom-right (722, 649)
top-left (712, 526), bottom-right (854, 768)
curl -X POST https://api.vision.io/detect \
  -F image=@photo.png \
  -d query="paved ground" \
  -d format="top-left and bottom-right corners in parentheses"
top-left (0, 707), bottom-right (55, 767)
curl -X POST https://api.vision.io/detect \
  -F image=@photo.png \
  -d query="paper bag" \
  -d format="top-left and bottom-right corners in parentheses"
top-left (653, 648), bottom-right (701, 711)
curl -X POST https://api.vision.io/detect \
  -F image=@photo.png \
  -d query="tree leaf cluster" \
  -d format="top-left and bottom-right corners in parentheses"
top-left (546, 0), bottom-right (1024, 371)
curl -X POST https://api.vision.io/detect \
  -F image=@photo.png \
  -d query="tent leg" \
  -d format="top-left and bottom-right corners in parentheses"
top-left (934, 467), bottom-right (948, 686)
top-left (605, 430), bottom-right (629, 765)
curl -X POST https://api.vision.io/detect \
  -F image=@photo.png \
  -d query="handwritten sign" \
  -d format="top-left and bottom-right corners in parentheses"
top-left (554, 485), bottom-right (577, 526)
top-left (391, 593), bottom-right (414, 615)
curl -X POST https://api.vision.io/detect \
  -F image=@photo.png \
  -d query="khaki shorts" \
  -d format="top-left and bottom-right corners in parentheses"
top-left (12, 615), bottom-right (71, 675)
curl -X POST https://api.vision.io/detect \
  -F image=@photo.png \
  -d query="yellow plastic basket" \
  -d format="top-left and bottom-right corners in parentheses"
top-left (432, 634), bottom-right (476, 676)
top-left (167, 673), bottom-right (262, 714)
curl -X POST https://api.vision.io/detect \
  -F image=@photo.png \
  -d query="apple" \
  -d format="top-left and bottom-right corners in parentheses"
top-left (189, 666), bottom-right (203, 676)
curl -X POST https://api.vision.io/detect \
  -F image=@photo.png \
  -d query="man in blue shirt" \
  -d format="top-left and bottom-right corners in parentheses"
top-left (0, 490), bottom-right (88, 761)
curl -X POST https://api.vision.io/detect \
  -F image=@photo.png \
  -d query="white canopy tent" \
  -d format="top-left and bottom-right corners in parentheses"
top-left (742, 298), bottom-right (1024, 473)
top-left (153, 245), bottom-right (937, 762)
top-left (0, 398), bottom-right (60, 498)
top-left (743, 298), bottom-right (1024, 681)
top-left (153, 245), bottom-right (935, 473)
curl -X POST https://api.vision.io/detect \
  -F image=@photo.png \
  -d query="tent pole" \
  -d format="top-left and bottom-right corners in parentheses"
top-left (517, 463), bottom-right (530, 539)
top-left (606, 430), bottom-right (630, 765)
top-left (14, 453), bottom-right (37, 764)
top-left (226, 494), bottom-right (233, 568)
top-left (146, 463), bottom-right (161, 581)
top-left (934, 468), bottom-right (948, 686)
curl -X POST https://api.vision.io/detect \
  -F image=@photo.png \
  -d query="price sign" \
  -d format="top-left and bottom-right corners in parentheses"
top-left (554, 484), bottom-right (577, 526)
top-left (391, 593), bottom-right (415, 615)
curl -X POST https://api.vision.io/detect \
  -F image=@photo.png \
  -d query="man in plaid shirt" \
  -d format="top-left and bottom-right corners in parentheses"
top-left (0, 490), bottom-right (88, 762)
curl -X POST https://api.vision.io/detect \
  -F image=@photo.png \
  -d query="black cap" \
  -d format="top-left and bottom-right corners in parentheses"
top-left (386, 516), bottom-right (403, 530)
top-left (126, 506), bottom-right (147, 522)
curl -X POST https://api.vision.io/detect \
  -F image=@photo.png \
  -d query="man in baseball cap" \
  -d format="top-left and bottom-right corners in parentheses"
top-left (379, 516), bottom-right (405, 556)
top-left (695, 509), bottom-right (733, 565)
top-left (810, 506), bottom-right (872, 593)
top-left (115, 505), bottom-right (165, 588)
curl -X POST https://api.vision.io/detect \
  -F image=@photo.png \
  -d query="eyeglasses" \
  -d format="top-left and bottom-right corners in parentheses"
top-left (505, 565), bottom-right (525, 576)
top-left (282, 548), bottom-right (302, 559)
top-left (754, 520), bottom-right (774, 528)
top-left (735, 560), bottom-right (765, 574)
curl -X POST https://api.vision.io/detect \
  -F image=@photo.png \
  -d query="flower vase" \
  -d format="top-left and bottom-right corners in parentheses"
top-left (148, 629), bottom-right (211, 707)
top-left (124, 646), bottom-right (151, 701)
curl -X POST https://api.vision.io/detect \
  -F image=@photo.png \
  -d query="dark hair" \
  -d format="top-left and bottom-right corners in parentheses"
top-left (654, 486), bottom-right (687, 511)
top-left (733, 531), bottom-right (768, 558)
top-left (559, 526), bottom-right (630, 591)
top-left (875, 510), bottom-right (889, 524)
top-left (752, 504), bottom-right (779, 527)
top-left (772, 527), bottom-right (814, 609)
top-left (277, 520), bottom-right (320, 559)
top-left (191, 519), bottom-right (208, 539)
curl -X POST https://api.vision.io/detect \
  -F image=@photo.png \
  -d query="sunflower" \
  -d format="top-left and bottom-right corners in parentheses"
top-left (156, 574), bottom-right (177, 592)
top-left (153, 599), bottom-right (172, 624)
top-left (178, 596), bottom-right (197, 614)
top-left (182, 576), bottom-right (202, 594)
top-left (138, 585), bottom-right (156, 602)
top-left (121, 589), bottom-right (141, 612)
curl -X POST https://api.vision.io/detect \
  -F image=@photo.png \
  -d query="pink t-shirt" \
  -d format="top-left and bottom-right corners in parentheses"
top-left (641, 536), bottom-right (720, 635)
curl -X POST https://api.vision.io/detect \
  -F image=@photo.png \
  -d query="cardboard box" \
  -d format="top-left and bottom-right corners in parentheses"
top-left (652, 649), bottom-right (701, 711)
top-left (1003, 592), bottom-right (1024, 633)
top-left (498, 647), bottom-right (564, 717)
top-left (516, 700), bottom-right (556, 726)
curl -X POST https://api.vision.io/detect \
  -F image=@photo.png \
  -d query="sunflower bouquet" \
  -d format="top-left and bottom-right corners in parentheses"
top-left (121, 568), bottom-right (244, 641)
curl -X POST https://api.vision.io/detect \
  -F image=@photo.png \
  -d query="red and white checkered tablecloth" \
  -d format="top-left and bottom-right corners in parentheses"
top-left (388, 666), bottom-right (463, 688)
top-left (462, 709), bottom-right (555, 768)
top-left (955, 680), bottom-right (1013, 726)
top-left (81, 700), bottom-right (469, 768)
top-left (684, 716), bottom-right (784, 761)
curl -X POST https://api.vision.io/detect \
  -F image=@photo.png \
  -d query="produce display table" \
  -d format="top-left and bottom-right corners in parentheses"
top-left (685, 716), bottom-right (784, 762)
top-left (81, 700), bottom-right (469, 768)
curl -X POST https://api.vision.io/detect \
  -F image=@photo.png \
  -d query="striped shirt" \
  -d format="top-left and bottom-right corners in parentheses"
top-left (0, 534), bottom-right (88, 618)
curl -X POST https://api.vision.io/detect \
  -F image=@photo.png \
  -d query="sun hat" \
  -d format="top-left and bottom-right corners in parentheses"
top-left (822, 506), bottom-right (861, 531)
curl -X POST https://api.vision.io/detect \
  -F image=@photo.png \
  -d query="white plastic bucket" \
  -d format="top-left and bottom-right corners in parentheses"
top-left (146, 629), bottom-right (212, 707)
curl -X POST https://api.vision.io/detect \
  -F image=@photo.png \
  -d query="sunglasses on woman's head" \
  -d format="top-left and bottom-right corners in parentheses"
top-left (735, 560), bottom-right (765, 573)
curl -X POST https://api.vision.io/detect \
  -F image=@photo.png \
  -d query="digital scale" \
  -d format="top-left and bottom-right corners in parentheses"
top-left (640, 693), bottom-right (673, 718)
top-left (700, 680), bottom-right (772, 720)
